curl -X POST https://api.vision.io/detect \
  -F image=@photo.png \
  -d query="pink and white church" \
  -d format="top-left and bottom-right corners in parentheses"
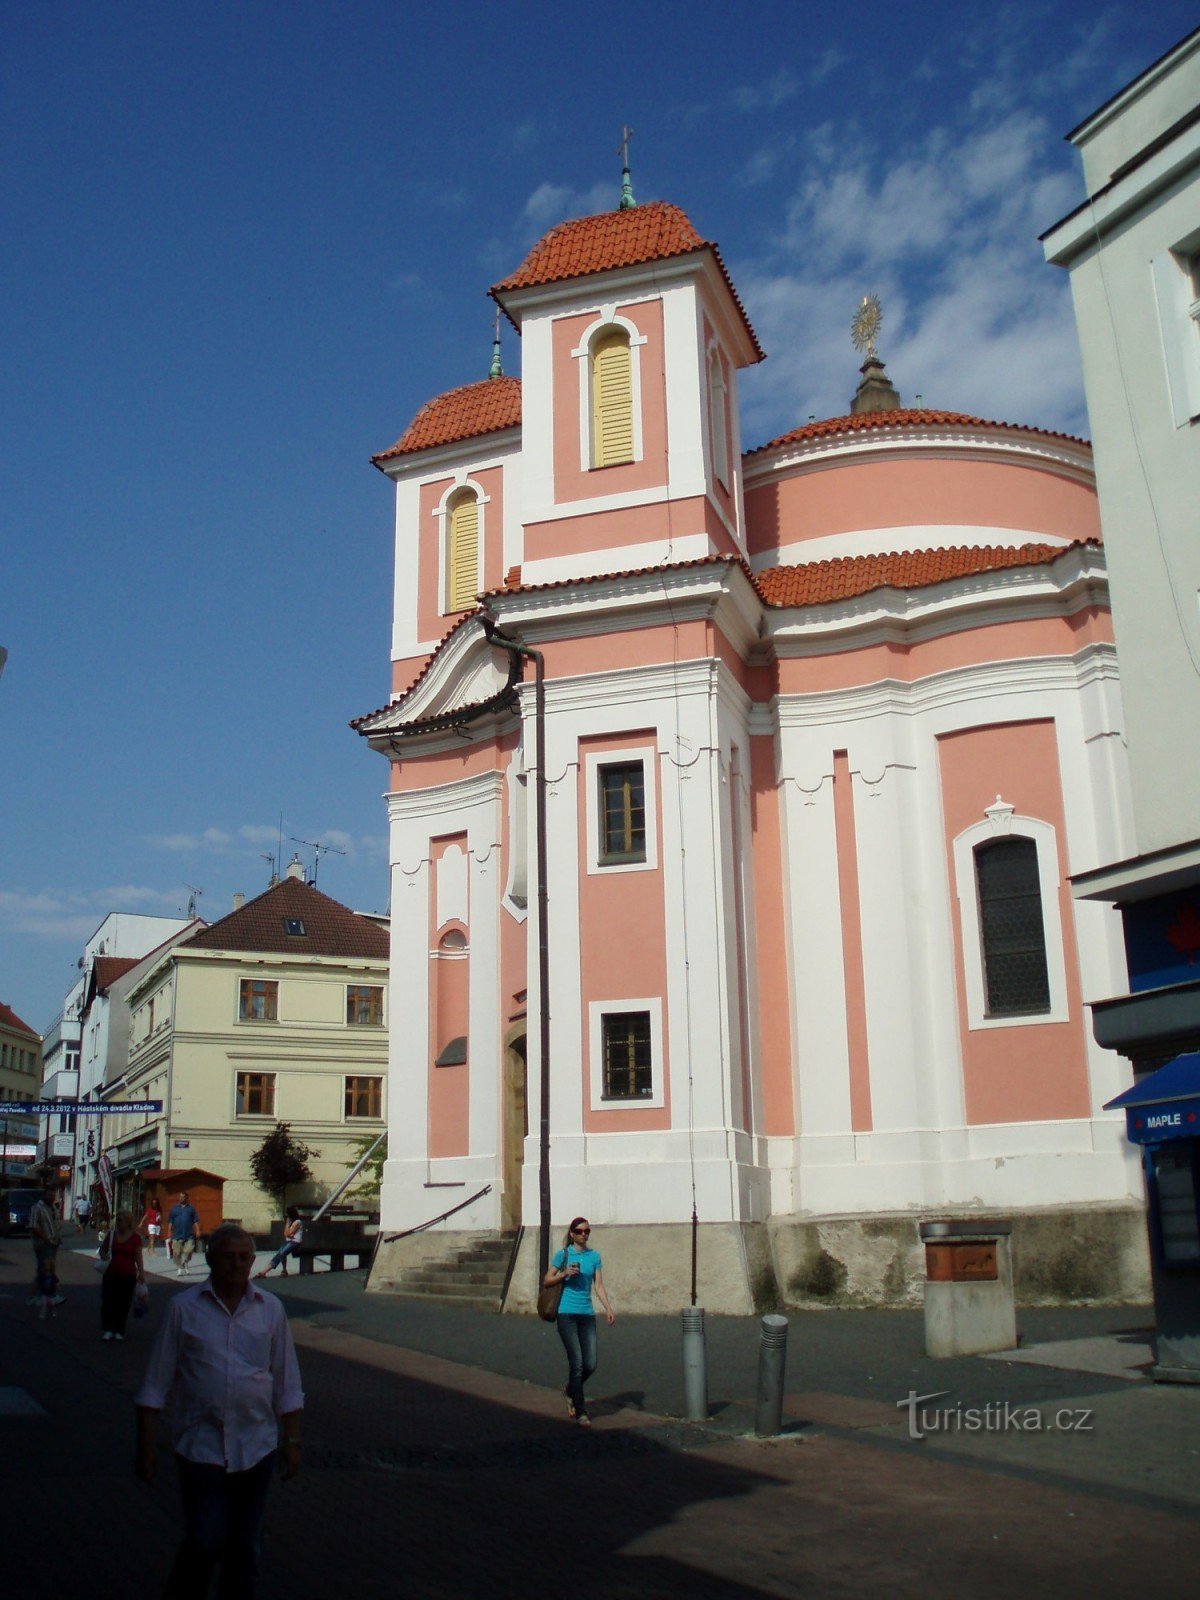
top-left (356, 194), bottom-right (1149, 1311)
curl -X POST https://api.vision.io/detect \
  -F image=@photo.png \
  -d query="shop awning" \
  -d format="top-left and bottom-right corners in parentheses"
top-left (1105, 1052), bottom-right (1200, 1145)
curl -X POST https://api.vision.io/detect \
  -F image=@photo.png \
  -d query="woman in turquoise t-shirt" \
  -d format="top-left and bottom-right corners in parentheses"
top-left (543, 1216), bottom-right (616, 1426)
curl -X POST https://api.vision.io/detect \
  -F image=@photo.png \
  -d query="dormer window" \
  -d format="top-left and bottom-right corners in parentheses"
top-left (590, 327), bottom-right (634, 468)
top-left (446, 488), bottom-right (481, 612)
top-left (284, 918), bottom-right (306, 937)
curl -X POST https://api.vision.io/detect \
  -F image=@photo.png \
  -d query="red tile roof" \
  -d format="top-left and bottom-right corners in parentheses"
top-left (748, 409), bottom-right (1091, 457)
top-left (374, 375), bottom-right (522, 463)
top-left (756, 540), bottom-right (1100, 607)
top-left (182, 877), bottom-right (388, 961)
top-left (0, 1000), bottom-right (39, 1039)
top-left (491, 201), bottom-right (764, 360)
top-left (494, 201), bottom-right (707, 291)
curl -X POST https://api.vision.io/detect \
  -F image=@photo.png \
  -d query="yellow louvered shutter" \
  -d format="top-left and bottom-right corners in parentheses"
top-left (447, 493), bottom-right (479, 611)
top-left (591, 330), bottom-right (634, 467)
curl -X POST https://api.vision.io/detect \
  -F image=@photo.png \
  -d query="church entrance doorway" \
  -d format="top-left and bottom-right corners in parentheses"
top-left (501, 1029), bottom-right (527, 1232)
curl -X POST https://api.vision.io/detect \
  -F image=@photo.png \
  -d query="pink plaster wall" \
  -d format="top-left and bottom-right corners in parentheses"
top-left (540, 618), bottom-right (709, 683)
top-left (391, 741), bottom-right (505, 794)
top-left (937, 721), bottom-right (1091, 1125)
top-left (552, 299), bottom-right (668, 506)
top-left (749, 735), bottom-right (794, 1137)
top-left (833, 752), bottom-right (873, 1132)
top-left (523, 494), bottom-right (706, 564)
top-left (428, 838), bottom-right (470, 1158)
top-left (577, 730), bottom-right (671, 1133)
top-left (745, 455), bottom-right (1100, 562)
top-left (777, 608), bottom-right (1114, 697)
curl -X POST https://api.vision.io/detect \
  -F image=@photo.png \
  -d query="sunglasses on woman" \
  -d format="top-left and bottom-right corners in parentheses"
top-left (572, 1227), bottom-right (591, 1236)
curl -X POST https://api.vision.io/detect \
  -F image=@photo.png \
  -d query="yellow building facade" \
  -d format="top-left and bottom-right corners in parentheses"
top-left (105, 875), bottom-right (389, 1232)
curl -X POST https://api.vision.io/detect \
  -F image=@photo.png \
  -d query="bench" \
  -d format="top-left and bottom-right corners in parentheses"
top-left (293, 1233), bottom-right (375, 1274)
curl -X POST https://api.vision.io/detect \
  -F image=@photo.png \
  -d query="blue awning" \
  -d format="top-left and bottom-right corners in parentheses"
top-left (1106, 1052), bottom-right (1200, 1146)
top-left (1105, 1052), bottom-right (1200, 1110)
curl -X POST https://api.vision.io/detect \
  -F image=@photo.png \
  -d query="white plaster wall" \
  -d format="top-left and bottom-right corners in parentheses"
top-left (380, 771), bottom-right (504, 1234)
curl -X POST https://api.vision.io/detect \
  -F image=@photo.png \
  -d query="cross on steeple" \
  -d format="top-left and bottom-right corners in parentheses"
top-left (618, 125), bottom-right (635, 210)
top-left (489, 303), bottom-right (503, 379)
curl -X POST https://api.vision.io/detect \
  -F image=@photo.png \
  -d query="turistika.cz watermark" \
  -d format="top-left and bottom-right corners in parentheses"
top-left (898, 1390), bottom-right (1094, 1441)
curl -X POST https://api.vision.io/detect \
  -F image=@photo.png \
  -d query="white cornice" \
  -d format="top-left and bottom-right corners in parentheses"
top-left (774, 642), bottom-right (1119, 729)
top-left (742, 425), bottom-right (1094, 488)
top-left (387, 769), bottom-right (504, 824)
top-left (495, 253), bottom-right (704, 324)
top-left (375, 429), bottom-right (522, 483)
top-left (764, 547), bottom-right (1108, 654)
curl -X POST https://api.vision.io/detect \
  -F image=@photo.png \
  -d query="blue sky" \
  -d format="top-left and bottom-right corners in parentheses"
top-left (2, 1), bottom-right (1196, 1033)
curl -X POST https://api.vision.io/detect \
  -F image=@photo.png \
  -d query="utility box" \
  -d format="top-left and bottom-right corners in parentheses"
top-left (919, 1219), bottom-right (1016, 1358)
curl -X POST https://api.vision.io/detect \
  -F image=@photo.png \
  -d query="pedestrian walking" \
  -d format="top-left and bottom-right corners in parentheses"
top-left (166, 1190), bottom-right (200, 1275)
top-left (255, 1206), bottom-right (303, 1278)
top-left (75, 1193), bottom-right (91, 1231)
top-left (29, 1183), bottom-right (64, 1308)
top-left (140, 1198), bottom-right (163, 1254)
top-left (542, 1216), bottom-right (616, 1426)
top-left (135, 1223), bottom-right (304, 1600)
top-left (100, 1208), bottom-right (146, 1340)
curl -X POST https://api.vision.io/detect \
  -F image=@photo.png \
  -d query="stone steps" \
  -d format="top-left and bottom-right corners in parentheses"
top-left (388, 1232), bottom-right (518, 1310)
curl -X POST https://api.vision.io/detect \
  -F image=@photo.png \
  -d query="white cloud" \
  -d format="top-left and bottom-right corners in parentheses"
top-left (736, 86), bottom-right (1090, 442)
top-left (731, 68), bottom-right (799, 113)
top-left (809, 48), bottom-right (848, 85)
top-left (0, 885), bottom-right (182, 941)
top-left (522, 179), bottom-right (614, 230)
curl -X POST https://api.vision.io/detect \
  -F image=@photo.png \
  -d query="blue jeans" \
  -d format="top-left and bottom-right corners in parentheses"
top-left (556, 1313), bottom-right (598, 1417)
top-left (165, 1450), bottom-right (275, 1600)
top-left (266, 1240), bottom-right (296, 1272)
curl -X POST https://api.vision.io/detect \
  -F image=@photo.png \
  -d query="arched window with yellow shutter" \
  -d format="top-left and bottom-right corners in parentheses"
top-left (445, 489), bottom-right (480, 613)
top-left (590, 328), bottom-right (634, 468)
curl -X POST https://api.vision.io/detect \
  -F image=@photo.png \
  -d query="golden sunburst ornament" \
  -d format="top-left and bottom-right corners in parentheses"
top-left (851, 294), bottom-right (882, 359)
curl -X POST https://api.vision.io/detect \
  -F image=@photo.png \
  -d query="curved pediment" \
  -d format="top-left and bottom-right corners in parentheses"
top-left (355, 617), bottom-right (519, 744)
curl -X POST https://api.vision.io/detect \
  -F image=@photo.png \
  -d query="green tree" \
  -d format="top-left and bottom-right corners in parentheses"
top-left (342, 1130), bottom-right (387, 1202)
top-left (249, 1122), bottom-right (319, 1213)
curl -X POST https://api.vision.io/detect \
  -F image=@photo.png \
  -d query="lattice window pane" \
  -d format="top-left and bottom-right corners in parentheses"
top-left (601, 1011), bottom-right (653, 1100)
top-left (599, 762), bottom-right (646, 862)
top-left (975, 838), bottom-right (1051, 1016)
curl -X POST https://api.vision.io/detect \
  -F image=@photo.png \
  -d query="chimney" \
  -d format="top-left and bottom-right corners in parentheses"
top-left (232, 892), bottom-right (245, 912)
top-left (285, 855), bottom-right (306, 881)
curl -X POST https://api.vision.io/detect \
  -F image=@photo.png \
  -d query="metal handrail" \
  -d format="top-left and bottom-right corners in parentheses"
top-left (380, 1183), bottom-right (492, 1243)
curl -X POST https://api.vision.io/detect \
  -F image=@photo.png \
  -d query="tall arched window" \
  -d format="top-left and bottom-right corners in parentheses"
top-left (708, 348), bottom-right (729, 487)
top-left (446, 490), bottom-right (480, 613)
top-left (590, 328), bottom-right (634, 468)
top-left (974, 836), bottom-right (1051, 1017)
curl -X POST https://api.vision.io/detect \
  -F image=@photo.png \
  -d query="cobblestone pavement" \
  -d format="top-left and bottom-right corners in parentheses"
top-left (3, 1241), bottom-right (1197, 1599)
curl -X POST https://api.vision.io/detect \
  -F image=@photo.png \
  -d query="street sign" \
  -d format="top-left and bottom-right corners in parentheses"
top-left (5, 1101), bottom-right (163, 1116)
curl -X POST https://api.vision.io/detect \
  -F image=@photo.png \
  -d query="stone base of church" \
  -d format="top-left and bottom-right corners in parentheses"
top-left (768, 1202), bottom-right (1152, 1309)
top-left (367, 1203), bottom-right (1151, 1314)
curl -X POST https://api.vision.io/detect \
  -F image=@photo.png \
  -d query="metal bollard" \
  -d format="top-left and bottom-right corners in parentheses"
top-left (681, 1306), bottom-right (709, 1421)
top-left (754, 1313), bottom-right (789, 1437)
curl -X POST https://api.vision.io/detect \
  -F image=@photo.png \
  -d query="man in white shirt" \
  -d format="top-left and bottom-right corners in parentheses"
top-left (135, 1223), bottom-right (304, 1599)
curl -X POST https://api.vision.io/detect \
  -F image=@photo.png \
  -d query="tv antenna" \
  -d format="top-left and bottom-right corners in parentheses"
top-left (291, 836), bottom-right (346, 887)
top-left (184, 883), bottom-right (204, 918)
top-left (260, 852), bottom-right (278, 886)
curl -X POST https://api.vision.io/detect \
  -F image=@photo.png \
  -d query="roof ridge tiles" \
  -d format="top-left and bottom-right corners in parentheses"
top-left (374, 374), bottom-right (522, 464)
top-left (748, 408), bottom-right (1091, 457)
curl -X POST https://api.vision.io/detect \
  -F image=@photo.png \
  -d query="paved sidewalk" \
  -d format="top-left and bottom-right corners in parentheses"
top-left (3, 1240), bottom-right (1197, 1598)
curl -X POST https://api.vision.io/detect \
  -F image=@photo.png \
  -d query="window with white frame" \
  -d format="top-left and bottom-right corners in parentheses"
top-left (590, 327), bottom-right (634, 468)
top-left (588, 998), bottom-right (665, 1109)
top-left (584, 745), bottom-right (657, 874)
top-left (952, 804), bottom-right (1069, 1030)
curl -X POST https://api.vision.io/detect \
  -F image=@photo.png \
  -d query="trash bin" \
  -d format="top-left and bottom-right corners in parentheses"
top-left (919, 1218), bottom-right (1016, 1358)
